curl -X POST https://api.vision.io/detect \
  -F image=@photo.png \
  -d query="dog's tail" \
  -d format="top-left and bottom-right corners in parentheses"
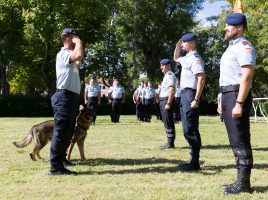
top-left (12, 128), bottom-right (34, 148)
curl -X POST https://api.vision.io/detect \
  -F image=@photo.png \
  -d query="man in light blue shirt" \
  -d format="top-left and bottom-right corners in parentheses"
top-left (218, 13), bottom-right (256, 195)
top-left (108, 78), bottom-right (125, 123)
top-left (159, 59), bottom-right (176, 150)
top-left (85, 75), bottom-right (101, 125)
top-left (133, 81), bottom-right (145, 121)
top-left (174, 32), bottom-right (205, 171)
top-left (143, 81), bottom-right (155, 122)
top-left (50, 28), bottom-right (83, 175)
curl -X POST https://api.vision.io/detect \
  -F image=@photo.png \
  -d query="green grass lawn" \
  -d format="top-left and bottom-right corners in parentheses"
top-left (0, 116), bottom-right (267, 200)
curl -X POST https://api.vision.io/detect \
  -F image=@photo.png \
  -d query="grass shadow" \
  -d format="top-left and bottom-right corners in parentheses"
top-left (73, 157), bottom-right (179, 166)
top-left (180, 144), bottom-right (230, 150)
top-left (201, 163), bottom-right (268, 176)
top-left (78, 165), bottom-right (182, 175)
top-left (253, 186), bottom-right (268, 193)
top-left (72, 157), bottom-right (189, 175)
top-left (180, 145), bottom-right (268, 151)
top-left (252, 147), bottom-right (268, 151)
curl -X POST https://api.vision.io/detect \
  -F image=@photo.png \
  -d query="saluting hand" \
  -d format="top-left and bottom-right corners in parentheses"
top-left (176, 39), bottom-right (182, 47)
top-left (232, 104), bottom-right (243, 119)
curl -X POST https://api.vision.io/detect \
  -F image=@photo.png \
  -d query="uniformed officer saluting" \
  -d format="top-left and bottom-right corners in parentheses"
top-left (108, 78), bottom-right (125, 123)
top-left (84, 75), bottom-right (101, 125)
top-left (159, 59), bottom-right (176, 150)
top-left (218, 13), bottom-right (256, 195)
top-left (173, 33), bottom-right (205, 171)
top-left (49, 28), bottom-right (83, 175)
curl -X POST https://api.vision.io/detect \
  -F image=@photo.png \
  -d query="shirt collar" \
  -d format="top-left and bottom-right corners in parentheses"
top-left (165, 70), bottom-right (171, 75)
top-left (229, 36), bottom-right (245, 46)
top-left (186, 50), bottom-right (196, 57)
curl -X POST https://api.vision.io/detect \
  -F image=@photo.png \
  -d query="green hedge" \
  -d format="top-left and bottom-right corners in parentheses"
top-left (0, 94), bottom-right (218, 117)
top-left (0, 95), bottom-right (53, 117)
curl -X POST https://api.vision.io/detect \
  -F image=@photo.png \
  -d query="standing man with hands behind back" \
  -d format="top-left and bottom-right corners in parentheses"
top-left (159, 59), bottom-right (177, 150)
top-left (218, 13), bottom-right (256, 195)
top-left (173, 33), bottom-right (205, 171)
top-left (49, 28), bottom-right (83, 175)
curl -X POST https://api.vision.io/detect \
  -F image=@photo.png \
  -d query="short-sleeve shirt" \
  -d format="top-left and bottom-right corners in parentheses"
top-left (109, 85), bottom-right (125, 99)
top-left (159, 70), bottom-right (176, 98)
top-left (144, 87), bottom-right (155, 99)
top-left (178, 50), bottom-right (205, 90)
top-left (86, 83), bottom-right (101, 97)
top-left (220, 36), bottom-right (256, 86)
top-left (134, 86), bottom-right (144, 97)
top-left (175, 86), bottom-right (182, 98)
top-left (56, 47), bottom-right (81, 94)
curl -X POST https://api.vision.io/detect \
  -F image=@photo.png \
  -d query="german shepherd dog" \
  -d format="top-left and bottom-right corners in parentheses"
top-left (13, 105), bottom-right (93, 161)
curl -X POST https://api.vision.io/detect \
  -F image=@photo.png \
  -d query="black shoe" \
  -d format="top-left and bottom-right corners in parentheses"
top-left (223, 169), bottom-right (251, 195)
top-left (63, 159), bottom-right (73, 168)
top-left (160, 144), bottom-right (175, 150)
top-left (224, 181), bottom-right (251, 195)
top-left (179, 162), bottom-right (201, 171)
top-left (48, 167), bottom-right (78, 176)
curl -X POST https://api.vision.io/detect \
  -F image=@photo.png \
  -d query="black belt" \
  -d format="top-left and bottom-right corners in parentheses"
top-left (182, 88), bottom-right (196, 92)
top-left (220, 85), bottom-right (240, 93)
top-left (159, 97), bottom-right (168, 101)
top-left (56, 89), bottom-right (77, 95)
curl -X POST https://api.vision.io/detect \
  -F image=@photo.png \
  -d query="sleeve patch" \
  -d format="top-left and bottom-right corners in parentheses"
top-left (242, 41), bottom-right (250, 45)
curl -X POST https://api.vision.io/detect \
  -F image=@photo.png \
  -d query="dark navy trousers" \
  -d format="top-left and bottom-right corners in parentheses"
top-left (87, 96), bottom-right (98, 122)
top-left (160, 98), bottom-right (175, 139)
top-left (222, 91), bottom-right (253, 170)
top-left (144, 98), bottom-right (154, 120)
top-left (111, 98), bottom-right (122, 122)
top-left (136, 99), bottom-right (144, 120)
top-left (50, 90), bottom-right (78, 170)
top-left (174, 97), bottom-right (181, 122)
top-left (180, 88), bottom-right (201, 163)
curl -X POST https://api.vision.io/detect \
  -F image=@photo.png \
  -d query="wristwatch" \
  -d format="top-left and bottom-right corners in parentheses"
top-left (194, 98), bottom-right (200, 102)
top-left (236, 100), bottom-right (243, 105)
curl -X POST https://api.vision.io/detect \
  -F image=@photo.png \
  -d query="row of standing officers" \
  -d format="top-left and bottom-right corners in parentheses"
top-left (50, 13), bottom-right (255, 196)
top-left (133, 80), bottom-right (181, 123)
top-left (84, 77), bottom-right (181, 124)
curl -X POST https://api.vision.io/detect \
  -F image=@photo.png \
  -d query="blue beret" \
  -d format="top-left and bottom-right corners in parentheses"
top-left (160, 59), bottom-right (171, 65)
top-left (61, 28), bottom-right (78, 36)
top-left (181, 33), bottom-right (197, 42)
top-left (226, 13), bottom-right (247, 26)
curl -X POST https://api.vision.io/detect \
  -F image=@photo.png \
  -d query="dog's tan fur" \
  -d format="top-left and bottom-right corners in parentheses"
top-left (13, 105), bottom-right (93, 161)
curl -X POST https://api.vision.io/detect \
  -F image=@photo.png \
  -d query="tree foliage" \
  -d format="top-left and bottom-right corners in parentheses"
top-left (0, 0), bottom-right (267, 101)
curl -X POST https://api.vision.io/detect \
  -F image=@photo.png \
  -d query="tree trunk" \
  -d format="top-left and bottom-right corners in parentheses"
top-left (41, 41), bottom-right (55, 96)
top-left (143, 46), bottom-right (161, 81)
top-left (0, 64), bottom-right (10, 95)
top-left (125, 0), bottom-right (139, 93)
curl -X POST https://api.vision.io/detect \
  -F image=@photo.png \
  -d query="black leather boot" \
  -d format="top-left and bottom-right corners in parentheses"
top-left (224, 169), bottom-right (251, 195)
top-left (221, 168), bottom-right (240, 189)
top-left (160, 137), bottom-right (175, 150)
top-left (179, 154), bottom-right (200, 171)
